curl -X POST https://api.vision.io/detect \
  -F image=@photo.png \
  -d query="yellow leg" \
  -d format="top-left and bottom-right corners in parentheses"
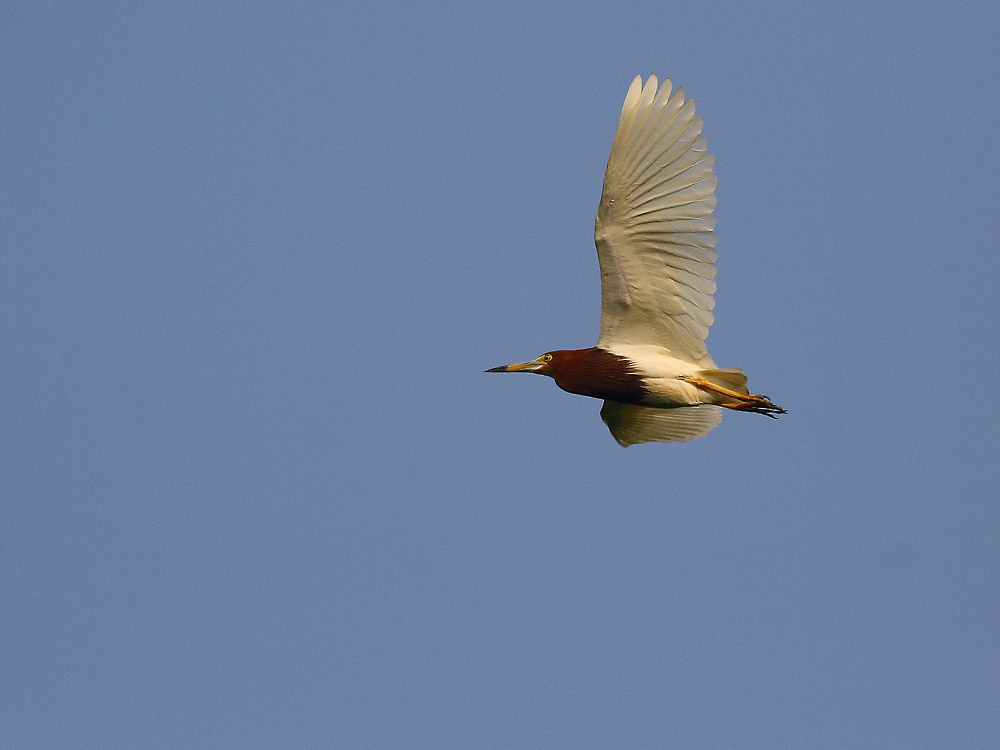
top-left (678, 376), bottom-right (787, 418)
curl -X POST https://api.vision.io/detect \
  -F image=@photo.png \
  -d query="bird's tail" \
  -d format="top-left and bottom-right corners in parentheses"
top-left (697, 368), bottom-right (749, 395)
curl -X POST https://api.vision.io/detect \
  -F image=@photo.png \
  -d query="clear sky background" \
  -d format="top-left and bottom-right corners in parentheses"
top-left (4, 3), bottom-right (999, 747)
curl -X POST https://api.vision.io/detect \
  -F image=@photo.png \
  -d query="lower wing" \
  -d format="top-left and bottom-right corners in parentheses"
top-left (600, 401), bottom-right (721, 446)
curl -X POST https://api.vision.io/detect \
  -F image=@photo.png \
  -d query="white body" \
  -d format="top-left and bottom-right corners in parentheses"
top-left (600, 343), bottom-right (711, 407)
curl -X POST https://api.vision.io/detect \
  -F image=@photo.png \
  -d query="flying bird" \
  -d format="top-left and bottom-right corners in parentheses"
top-left (488, 75), bottom-right (785, 445)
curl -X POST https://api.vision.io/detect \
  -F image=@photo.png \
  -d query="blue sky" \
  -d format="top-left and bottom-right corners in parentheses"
top-left (4, 3), bottom-right (999, 747)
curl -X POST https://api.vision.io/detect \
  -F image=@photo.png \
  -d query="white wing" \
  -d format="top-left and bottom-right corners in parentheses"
top-left (600, 402), bottom-right (722, 446)
top-left (595, 75), bottom-right (718, 365)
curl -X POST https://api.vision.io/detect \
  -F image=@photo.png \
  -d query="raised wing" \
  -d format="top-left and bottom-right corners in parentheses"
top-left (595, 75), bottom-right (718, 365)
top-left (600, 401), bottom-right (722, 446)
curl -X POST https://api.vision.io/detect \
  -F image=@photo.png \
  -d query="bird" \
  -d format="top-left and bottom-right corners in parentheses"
top-left (487, 75), bottom-right (785, 446)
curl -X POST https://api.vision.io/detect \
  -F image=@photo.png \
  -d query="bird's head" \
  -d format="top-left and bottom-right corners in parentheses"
top-left (487, 347), bottom-right (646, 403)
top-left (485, 352), bottom-right (560, 377)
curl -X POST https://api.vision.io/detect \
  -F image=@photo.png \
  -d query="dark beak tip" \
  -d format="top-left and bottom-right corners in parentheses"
top-left (485, 366), bottom-right (508, 373)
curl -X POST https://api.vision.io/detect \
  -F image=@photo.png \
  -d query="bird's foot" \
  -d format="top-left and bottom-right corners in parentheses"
top-left (678, 375), bottom-right (786, 418)
top-left (720, 398), bottom-right (786, 419)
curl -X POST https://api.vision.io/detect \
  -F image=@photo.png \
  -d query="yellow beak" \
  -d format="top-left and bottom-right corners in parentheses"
top-left (486, 358), bottom-right (546, 373)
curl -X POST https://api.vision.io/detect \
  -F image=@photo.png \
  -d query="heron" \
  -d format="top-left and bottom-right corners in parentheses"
top-left (487, 75), bottom-right (785, 446)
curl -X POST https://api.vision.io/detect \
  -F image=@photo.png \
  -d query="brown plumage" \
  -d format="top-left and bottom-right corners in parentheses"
top-left (538, 348), bottom-right (648, 404)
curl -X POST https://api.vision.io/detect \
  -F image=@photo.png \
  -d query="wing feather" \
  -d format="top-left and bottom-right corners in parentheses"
top-left (601, 402), bottom-right (722, 446)
top-left (608, 77), bottom-right (645, 160)
top-left (595, 75), bottom-right (719, 364)
top-left (631, 102), bottom-right (698, 185)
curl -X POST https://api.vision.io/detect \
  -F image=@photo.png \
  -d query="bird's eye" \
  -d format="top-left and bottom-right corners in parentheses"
top-left (541, 354), bottom-right (553, 363)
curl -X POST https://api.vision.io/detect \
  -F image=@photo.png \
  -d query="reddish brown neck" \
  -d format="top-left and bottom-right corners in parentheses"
top-left (546, 348), bottom-right (648, 404)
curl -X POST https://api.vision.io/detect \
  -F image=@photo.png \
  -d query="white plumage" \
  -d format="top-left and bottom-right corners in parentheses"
top-left (596, 75), bottom-right (718, 366)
